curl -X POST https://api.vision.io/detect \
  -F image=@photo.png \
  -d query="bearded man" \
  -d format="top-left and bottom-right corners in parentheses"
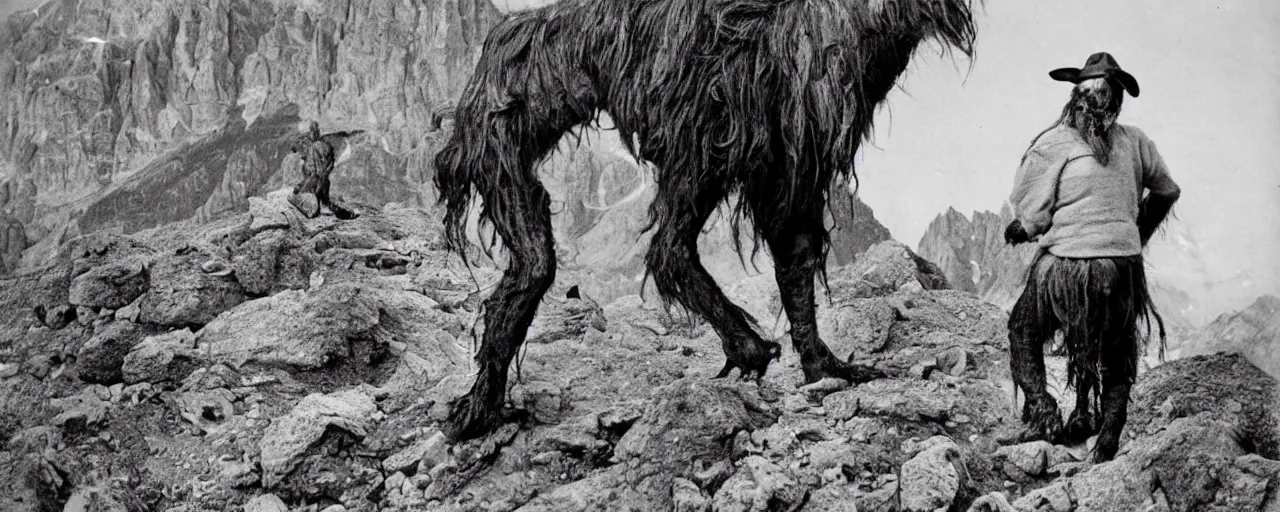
top-left (1002, 52), bottom-right (1180, 463)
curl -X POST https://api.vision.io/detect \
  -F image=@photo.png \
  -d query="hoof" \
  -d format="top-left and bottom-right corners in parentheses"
top-left (1001, 398), bottom-right (1063, 446)
top-left (1090, 432), bottom-right (1120, 463)
top-left (801, 356), bottom-right (887, 386)
top-left (443, 393), bottom-right (503, 443)
top-left (1057, 409), bottom-right (1096, 445)
top-left (714, 339), bottom-right (782, 382)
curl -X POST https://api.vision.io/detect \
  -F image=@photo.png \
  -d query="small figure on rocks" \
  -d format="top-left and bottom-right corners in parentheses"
top-left (1003, 52), bottom-right (1180, 462)
top-left (289, 121), bottom-right (363, 220)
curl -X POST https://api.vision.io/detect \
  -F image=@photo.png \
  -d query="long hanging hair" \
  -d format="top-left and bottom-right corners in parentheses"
top-left (1022, 76), bottom-right (1126, 166)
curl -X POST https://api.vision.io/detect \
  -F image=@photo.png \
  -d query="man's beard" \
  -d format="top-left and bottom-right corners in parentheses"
top-left (1066, 92), bottom-right (1121, 166)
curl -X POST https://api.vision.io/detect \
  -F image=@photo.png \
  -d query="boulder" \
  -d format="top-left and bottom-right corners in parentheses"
top-left (260, 389), bottom-right (379, 488)
top-left (121, 328), bottom-right (205, 384)
top-left (516, 379), bottom-right (778, 511)
top-left (817, 296), bottom-right (896, 360)
top-left (68, 256), bottom-right (150, 309)
top-left (712, 455), bottom-right (806, 512)
top-left (899, 436), bottom-right (966, 512)
top-left (1126, 353), bottom-right (1280, 459)
top-left (138, 252), bottom-right (246, 327)
top-left (828, 241), bottom-right (922, 299)
top-left (75, 321), bottom-right (163, 384)
top-left (1018, 414), bottom-right (1280, 512)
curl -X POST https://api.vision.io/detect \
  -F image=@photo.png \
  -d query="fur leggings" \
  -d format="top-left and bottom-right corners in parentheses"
top-left (1007, 250), bottom-right (1165, 461)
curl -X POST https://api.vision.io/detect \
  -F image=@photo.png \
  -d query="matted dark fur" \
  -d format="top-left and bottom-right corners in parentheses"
top-left (1007, 252), bottom-right (1165, 461)
top-left (433, 0), bottom-right (979, 441)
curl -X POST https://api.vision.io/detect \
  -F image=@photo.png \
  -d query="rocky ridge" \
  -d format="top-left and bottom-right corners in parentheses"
top-left (1, 192), bottom-right (1278, 512)
top-left (1171, 295), bottom-right (1280, 377)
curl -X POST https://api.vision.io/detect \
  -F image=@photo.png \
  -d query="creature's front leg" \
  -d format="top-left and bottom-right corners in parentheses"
top-left (444, 187), bottom-right (557, 442)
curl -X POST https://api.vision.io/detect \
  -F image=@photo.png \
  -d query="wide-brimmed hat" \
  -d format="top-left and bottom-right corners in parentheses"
top-left (1049, 52), bottom-right (1140, 97)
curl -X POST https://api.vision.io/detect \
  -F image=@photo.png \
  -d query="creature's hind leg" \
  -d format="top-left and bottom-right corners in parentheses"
top-left (758, 206), bottom-right (886, 385)
top-left (646, 187), bottom-right (781, 381)
top-left (444, 184), bottom-right (557, 442)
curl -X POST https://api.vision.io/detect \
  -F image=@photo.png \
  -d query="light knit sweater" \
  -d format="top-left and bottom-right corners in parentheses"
top-left (1009, 123), bottom-right (1180, 258)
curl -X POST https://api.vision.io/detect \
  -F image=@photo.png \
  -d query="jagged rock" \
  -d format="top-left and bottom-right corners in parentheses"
top-left (0, 216), bottom-right (25, 275)
top-left (243, 494), bottom-right (290, 512)
top-left (49, 387), bottom-right (111, 429)
top-left (174, 388), bottom-right (237, 433)
top-left (121, 328), bottom-right (204, 384)
top-left (288, 193), bottom-right (322, 219)
top-left (231, 228), bottom-right (315, 296)
top-left (803, 484), bottom-right (861, 512)
top-left (916, 207), bottom-right (1038, 310)
top-left (827, 190), bottom-right (894, 267)
top-left (1020, 414), bottom-right (1280, 512)
top-left (259, 389), bottom-right (379, 488)
top-left (823, 378), bottom-right (998, 425)
top-left (62, 486), bottom-right (128, 512)
top-left (68, 256), bottom-right (150, 309)
top-left (527, 295), bottom-right (609, 345)
top-left (198, 284), bottom-right (466, 384)
top-left (966, 492), bottom-right (1017, 512)
top-left (197, 285), bottom-right (376, 370)
top-left (383, 430), bottom-right (448, 474)
top-left (672, 477), bottom-right (712, 512)
top-left (138, 252), bottom-right (246, 327)
top-left (899, 436), bottom-right (965, 512)
top-left (516, 379), bottom-right (777, 511)
top-left (935, 346), bottom-right (969, 376)
top-left (1176, 295), bottom-right (1280, 375)
top-left (994, 441), bottom-right (1051, 479)
top-left (75, 305), bottom-right (98, 326)
top-left (1126, 353), bottom-right (1280, 459)
top-left (75, 321), bottom-right (163, 384)
top-left (511, 381), bottom-right (569, 425)
top-left (712, 455), bottom-right (806, 512)
top-left (39, 304), bottom-right (77, 330)
top-left (829, 241), bottom-right (923, 299)
top-left (817, 296), bottom-right (896, 360)
top-left (248, 192), bottom-right (307, 233)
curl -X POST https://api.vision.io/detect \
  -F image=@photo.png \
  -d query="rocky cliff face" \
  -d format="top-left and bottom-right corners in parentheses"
top-left (0, 0), bottom-right (501, 272)
top-left (1172, 295), bottom-right (1280, 377)
top-left (915, 205), bottom-right (1037, 311)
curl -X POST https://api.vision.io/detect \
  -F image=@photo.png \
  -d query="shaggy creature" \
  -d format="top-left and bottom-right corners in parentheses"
top-left (290, 121), bottom-right (363, 220)
top-left (1004, 53), bottom-right (1180, 462)
top-left (434, 0), bottom-right (979, 441)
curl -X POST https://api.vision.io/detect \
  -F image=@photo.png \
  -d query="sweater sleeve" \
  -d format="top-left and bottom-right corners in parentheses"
top-left (1008, 148), bottom-right (1062, 238)
top-left (1135, 129), bottom-right (1180, 198)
